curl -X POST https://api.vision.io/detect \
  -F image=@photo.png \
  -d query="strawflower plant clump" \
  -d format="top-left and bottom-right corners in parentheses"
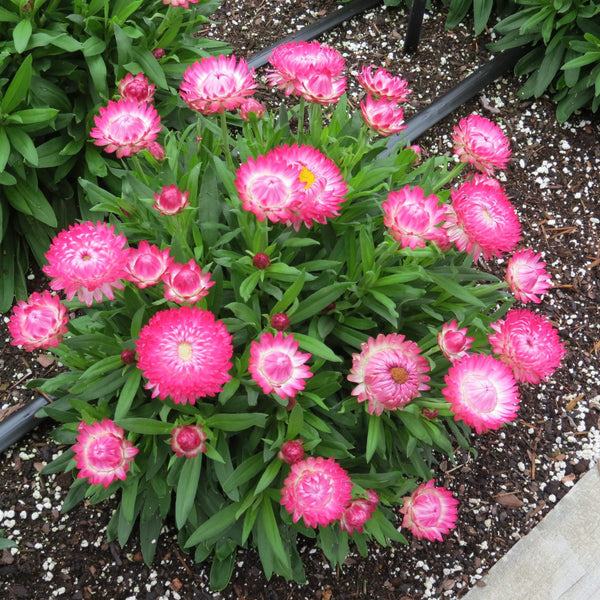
top-left (10, 39), bottom-right (566, 589)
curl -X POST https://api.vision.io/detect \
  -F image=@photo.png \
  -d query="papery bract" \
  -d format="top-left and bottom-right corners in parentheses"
top-left (437, 319), bottom-right (475, 364)
top-left (170, 424), bottom-right (207, 458)
top-left (278, 439), bottom-right (305, 464)
top-left (294, 71), bottom-right (346, 105)
top-left (153, 184), bottom-right (190, 216)
top-left (339, 492), bottom-right (378, 534)
top-left (118, 72), bottom-right (155, 104)
top-left (162, 259), bottom-right (215, 304)
top-left (163, 0), bottom-right (199, 6)
top-left (147, 141), bottom-right (166, 161)
top-left (506, 248), bottom-right (552, 304)
top-left (360, 95), bottom-right (406, 136)
top-left (125, 241), bottom-right (173, 288)
top-left (357, 65), bottom-right (411, 102)
top-left (238, 97), bottom-right (266, 121)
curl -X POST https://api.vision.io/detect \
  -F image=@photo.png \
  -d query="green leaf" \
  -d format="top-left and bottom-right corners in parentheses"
top-left (8, 108), bottom-right (59, 125)
top-left (289, 282), bottom-right (351, 324)
top-left (0, 128), bottom-right (10, 173)
top-left (293, 332), bottom-right (342, 363)
top-left (205, 412), bottom-right (268, 432)
top-left (12, 19), bottom-right (32, 53)
top-left (5, 128), bottom-right (37, 166)
top-left (184, 501), bottom-right (240, 547)
top-left (397, 410), bottom-right (432, 444)
top-left (209, 553), bottom-right (236, 590)
top-left (473, 0), bottom-right (493, 35)
top-left (129, 47), bottom-right (168, 90)
top-left (238, 271), bottom-right (261, 302)
top-left (114, 418), bottom-right (174, 435)
top-left (366, 415), bottom-right (382, 462)
top-left (271, 271), bottom-right (306, 314)
top-left (114, 368), bottom-right (142, 420)
top-left (254, 460), bottom-right (282, 495)
top-left (0, 54), bottom-right (32, 113)
top-left (256, 498), bottom-right (291, 579)
top-left (426, 271), bottom-right (484, 307)
top-left (176, 454), bottom-right (202, 529)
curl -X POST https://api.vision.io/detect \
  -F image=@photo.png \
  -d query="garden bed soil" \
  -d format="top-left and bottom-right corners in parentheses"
top-left (1, 1), bottom-right (599, 599)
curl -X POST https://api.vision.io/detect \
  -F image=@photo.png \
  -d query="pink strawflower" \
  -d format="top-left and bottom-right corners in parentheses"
top-left (153, 184), bottom-right (190, 216)
top-left (170, 424), bottom-right (207, 458)
top-left (360, 95), bottom-right (406, 136)
top-left (118, 72), bottom-right (155, 104)
top-left (452, 114), bottom-right (511, 174)
top-left (294, 72), bottom-right (347, 105)
top-left (72, 419), bottom-right (138, 489)
top-left (147, 141), bottom-right (166, 161)
top-left (280, 456), bottom-right (353, 528)
top-left (9, 290), bottom-right (69, 351)
top-left (163, 0), bottom-right (198, 6)
top-left (43, 222), bottom-right (129, 306)
top-left (437, 319), bottom-right (475, 364)
top-left (135, 306), bottom-right (233, 404)
top-left (442, 353), bottom-right (521, 434)
top-left (400, 479), bottom-right (459, 542)
top-left (347, 333), bottom-right (430, 416)
top-left (90, 99), bottom-right (161, 159)
top-left (444, 178), bottom-right (521, 261)
top-left (238, 97), bottom-right (266, 121)
top-left (506, 248), bottom-right (552, 304)
top-left (180, 55), bottom-right (257, 115)
top-left (125, 241), bottom-right (173, 288)
top-left (248, 331), bottom-right (313, 400)
top-left (357, 65), bottom-right (411, 102)
top-left (162, 259), bottom-right (215, 304)
top-left (278, 439), bottom-right (305, 464)
top-left (488, 309), bottom-right (566, 384)
top-left (339, 491), bottom-right (378, 535)
top-left (382, 185), bottom-right (447, 249)
top-left (270, 313), bottom-right (290, 331)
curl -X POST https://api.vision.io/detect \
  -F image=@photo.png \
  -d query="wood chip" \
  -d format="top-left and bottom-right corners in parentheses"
top-left (495, 493), bottom-right (524, 508)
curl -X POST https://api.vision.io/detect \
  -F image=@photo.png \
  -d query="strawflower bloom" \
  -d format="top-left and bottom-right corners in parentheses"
top-left (294, 71), bottom-right (346, 105)
top-left (442, 353), bottom-right (521, 434)
top-left (90, 99), bottom-right (161, 158)
top-left (72, 419), bottom-right (138, 488)
top-left (153, 184), bottom-right (190, 216)
top-left (162, 259), bottom-right (215, 304)
top-left (9, 290), bottom-right (69, 351)
top-left (248, 331), bottom-right (313, 400)
top-left (118, 72), bottom-right (155, 104)
top-left (170, 424), bottom-right (207, 458)
top-left (147, 141), bottom-right (166, 161)
top-left (339, 491), bottom-right (378, 534)
top-left (400, 480), bottom-right (459, 542)
top-left (278, 439), bottom-right (305, 464)
top-left (488, 309), bottom-right (566, 384)
top-left (135, 305), bottom-right (233, 404)
top-left (44, 221), bottom-right (129, 306)
top-left (238, 97), bottom-right (266, 121)
top-left (163, 0), bottom-right (198, 6)
top-left (360, 95), bottom-right (406, 136)
top-left (437, 319), bottom-right (475, 364)
top-left (348, 333), bottom-right (431, 416)
top-left (280, 456), bottom-right (353, 528)
top-left (505, 248), bottom-right (552, 304)
top-left (125, 241), bottom-right (173, 288)
top-left (180, 55), bottom-right (257, 115)
top-left (452, 114), bottom-right (511, 174)
top-left (357, 65), bottom-right (411, 102)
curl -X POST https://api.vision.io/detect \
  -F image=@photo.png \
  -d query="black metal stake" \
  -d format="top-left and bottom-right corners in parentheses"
top-left (403, 0), bottom-right (427, 54)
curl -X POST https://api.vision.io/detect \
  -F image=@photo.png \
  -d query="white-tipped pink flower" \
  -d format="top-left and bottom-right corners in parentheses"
top-left (90, 99), bottom-right (162, 159)
top-left (118, 72), bottom-right (155, 104)
top-left (506, 248), bottom-right (552, 304)
top-left (72, 419), bottom-right (138, 489)
top-left (238, 97), bottom-right (266, 121)
top-left (294, 71), bottom-right (347, 105)
top-left (280, 456), bottom-right (353, 528)
top-left (135, 306), bottom-right (233, 405)
top-left (43, 222), bottom-right (129, 306)
top-left (162, 259), bottom-right (215, 304)
top-left (357, 65), bottom-right (411, 102)
top-left (180, 55), bottom-right (257, 115)
top-left (248, 331), bottom-right (313, 400)
top-left (278, 439), bottom-right (305, 464)
top-left (360, 95), bottom-right (406, 136)
top-left (153, 184), bottom-right (190, 216)
top-left (9, 290), bottom-right (69, 351)
top-left (488, 308), bottom-right (566, 384)
top-left (170, 424), bottom-right (207, 458)
top-left (442, 353), bottom-right (521, 434)
top-left (437, 319), bottom-right (475, 364)
top-left (452, 114), bottom-right (511, 174)
top-left (400, 480), bottom-right (459, 542)
top-left (347, 333), bottom-right (430, 416)
top-left (339, 490), bottom-right (379, 535)
top-left (125, 241), bottom-right (173, 289)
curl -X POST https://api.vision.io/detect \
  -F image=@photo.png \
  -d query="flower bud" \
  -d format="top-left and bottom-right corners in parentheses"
top-left (118, 72), bottom-right (155, 104)
top-left (152, 48), bottom-right (166, 59)
top-left (238, 98), bottom-right (266, 121)
top-left (252, 253), bottom-right (271, 269)
top-left (170, 424), bottom-right (207, 459)
top-left (153, 184), bottom-right (190, 216)
top-left (278, 439), bottom-right (304, 464)
top-left (121, 349), bottom-right (136, 365)
top-left (270, 313), bottom-right (290, 331)
top-left (147, 142), bottom-right (166, 161)
top-left (421, 408), bottom-right (439, 419)
top-left (437, 320), bottom-right (474, 364)
top-left (162, 259), bottom-right (214, 304)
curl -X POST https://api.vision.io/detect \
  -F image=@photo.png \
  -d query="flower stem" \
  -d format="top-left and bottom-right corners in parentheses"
top-left (131, 153), bottom-right (149, 186)
top-left (220, 111), bottom-right (234, 170)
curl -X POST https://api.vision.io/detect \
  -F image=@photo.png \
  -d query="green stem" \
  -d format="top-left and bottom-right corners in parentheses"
top-left (432, 161), bottom-right (465, 193)
top-left (220, 112), bottom-right (234, 170)
top-left (130, 153), bottom-right (149, 186)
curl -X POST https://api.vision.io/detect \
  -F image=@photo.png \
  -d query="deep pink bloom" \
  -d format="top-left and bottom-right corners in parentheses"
top-left (270, 313), bottom-right (290, 331)
top-left (135, 306), bottom-right (233, 405)
top-left (357, 65), bottom-right (411, 102)
top-left (347, 333), bottom-right (430, 416)
top-left (294, 72), bottom-right (346, 105)
top-left (452, 114), bottom-right (511, 174)
top-left (121, 349), bottom-right (136, 365)
top-left (238, 97), bottom-right (266, 121)
top-left (360, 95), bottom-right (406, 136)
top-left (162, 259), bottom-right (214, 304)
top-left (170, 424), bottom-right (207, 458)
top-left (437, 319), bottom-right (475, 364)
top-left (43, 222), bottom-right (129, 306)
top-left (488, 309), bottom-right (566, 384)
top-left (252, 253), bottom-right (271, 269)
top-left (72, 419), bottom-right (138, 489)
top-left (444, 178), bottom-right (521, 261)
top-left (163, 0), bottom-right (199, 6)
top-left (9, 290), bottom-right (69, 351)
top-left (278, 439), bottom-right (305, 464)
top-left (280, 456), bottom-right (353, 528)
top-left (152, 48), bottom-right (165, 59)
top-left (442, 353), bottom-right (521, 434)
top-left (248, 331), bottom-right (312, 400)
top-left (118, 72), bottom-right (155, 104)
top-left (153, 184), bottom-right (190, 216)
top-left (90, 99), bottom-right (162, 159)
top-left (125, 241), bottom-right (173, 288)
top-left (400, 480), bottom-right (458, 542)
top-left (382, 185), bottom-right (447, 249)
top-left (506, 248), bottom-right (552, 304)
top-left (180, 55), bottom-right (257, 115)
top-left (339, 491), bottom-right (378, 535)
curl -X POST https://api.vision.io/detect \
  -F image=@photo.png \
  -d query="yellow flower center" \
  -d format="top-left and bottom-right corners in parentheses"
top-left (298, 165), bottom-right (316, 189)
top-left (178, 342), bottom-right (193, 362)
top-left (390, 367), bottom-right (409, 384)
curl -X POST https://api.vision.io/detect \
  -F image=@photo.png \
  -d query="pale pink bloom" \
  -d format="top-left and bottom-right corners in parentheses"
top-left (118, 72), bottom-right (155, 104)
top-left (170, 424), bottom-right (207, 458)
top-left (437, 319), bottom-right (475, 364)
top-left (347, 333), bottom-right (430, 416)
top-left (9, 290), bottom-right (69, 351)
top-left (400, 480), bottom-right (458, 542)
top-left (125, 241), bottom-right (173, 288)
top-left (360, 95), bottom-right (406, 136)
top-left (452, 114), bottom-right (511, 174)
top-left (248, 331), bottom-right (312, 400)
top-left (444, 178), bottom-right (521, 261)
top-left (72, 419), bottom-right (138, 488)
top-left (135, 306), bottom-right (233, 404)
top-left (278, 439), bottom-right (305, 464)
top-left (294, 71), bottom-right (347, 105)
top-left (180, 55), bottom-right (257, 115)
top-left (238, 97), bottom-right (266, 121)
top-left (153, 184), bottom-right (190, 216)
top-left (442, 353), bottom-right (521, 434)
top-left (506, 248), bottom-right (552, 304)
top-left (162, 259), bottom-right (214, 304)
top-left (488, 309), bottom-right (566, 384)
top-left (280, 456), bottom-right (353, 528)
top-left (90, 99), bottom-right (161, 159)
top-left (382, 185), bottom-right (447, 249)
top-left (357, 65), bottom-right (411, 102)
top-left (339, 491), bottom-right (378, 535)
top-left (43, 222), bottom-right (129, 306)
top-left (147, 141), bottom-right (166, 160)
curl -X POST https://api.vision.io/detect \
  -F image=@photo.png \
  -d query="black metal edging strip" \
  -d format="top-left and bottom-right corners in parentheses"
top-left (0, 396), bottom-right (50, 454)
